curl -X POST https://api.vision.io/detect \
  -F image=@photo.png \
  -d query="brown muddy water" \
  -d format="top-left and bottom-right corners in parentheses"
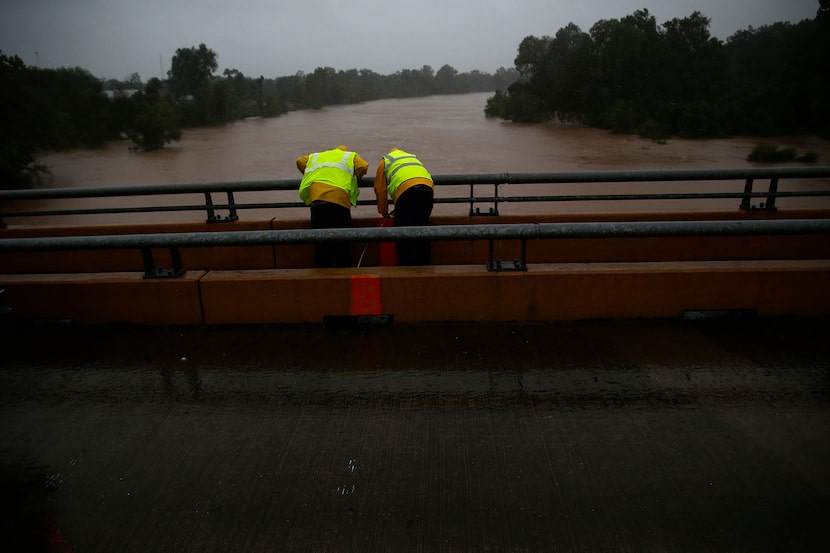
top-left (16, 92), bottom-right (830, 225)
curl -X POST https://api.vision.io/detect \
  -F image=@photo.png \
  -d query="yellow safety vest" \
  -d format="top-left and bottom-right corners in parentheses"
top-left (383, 150), bottom-right (432, 199)
top-left (299, 149), bottom-right (360, 206)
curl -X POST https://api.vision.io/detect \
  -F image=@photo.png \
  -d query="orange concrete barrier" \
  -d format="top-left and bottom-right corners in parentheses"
top-left (199, 268), bottom-right (353, 324)
top-left (378, 261), bottom-right (830, 322)
top-left (4, 260), bottom-right (828, 326)
top-left (1, 271), bottom-right (206, 324)
top-left (196, 261), bottom-right (830, 325)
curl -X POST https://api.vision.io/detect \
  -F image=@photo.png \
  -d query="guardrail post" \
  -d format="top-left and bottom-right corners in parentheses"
top-left (487, 238), bottom-right (527, 272)
top-left (765, 178), bottom-right (779, 211)
top-left (204, 193), bottom-right (217, 223)
top-left (225, 191), bottom-right (240, 222)
top-left (204, 192), bottom-right (239, 224)
top-left (469, 183), bottom-right (499, 216)
top-left (740, 178), bottom-right (754, 210)
top-left (740, 177), bottom-right (779, 211)
top-left (142, 247), bottom-right (186, 279)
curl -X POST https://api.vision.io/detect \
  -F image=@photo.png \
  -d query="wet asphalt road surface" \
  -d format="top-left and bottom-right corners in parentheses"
top-left (2, 318), bottom-right (829, 552)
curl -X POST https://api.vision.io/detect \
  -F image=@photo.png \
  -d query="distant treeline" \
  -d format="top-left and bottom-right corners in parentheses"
top-left (0, 44), bottom-right (516, 188)
top-left (486, 5), bottom-right (830, 140)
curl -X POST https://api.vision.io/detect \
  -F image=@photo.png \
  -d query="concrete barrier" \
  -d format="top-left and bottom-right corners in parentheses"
top-left (4, 260), bottom-right (829, 325)
top-left (197, 261), bottom-right (830, 324)
top-left (0, 271), bottom-right (206, 325)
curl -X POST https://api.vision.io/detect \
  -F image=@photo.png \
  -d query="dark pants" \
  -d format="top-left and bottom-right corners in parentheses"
top-left (310, 201), bottom-right (352, 268)
top-left (394, 185), bottom-right (434, 266)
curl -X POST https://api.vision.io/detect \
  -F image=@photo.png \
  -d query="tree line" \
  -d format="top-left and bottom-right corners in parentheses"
top-left (0, 45), bottom-right (516, 189)
top-left (485, 4), bottom-right (830, 141)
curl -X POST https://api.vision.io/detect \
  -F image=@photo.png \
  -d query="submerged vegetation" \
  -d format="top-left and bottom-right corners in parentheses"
top-left (485, 3), bottom-right (830, 143)
top-left (747, 143), bottom-right (819, 163)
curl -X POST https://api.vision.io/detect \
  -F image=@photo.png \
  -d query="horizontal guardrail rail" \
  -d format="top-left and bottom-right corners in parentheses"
top-left (3, 219), bottom-right (829, 275)
top-left (4, 219), bottom-right (830, 249)
top-left (2, 167), bottom-right (829, 225)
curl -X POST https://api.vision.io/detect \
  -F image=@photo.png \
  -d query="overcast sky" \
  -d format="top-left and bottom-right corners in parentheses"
top-left (0, 0), bottom-right (821, 82)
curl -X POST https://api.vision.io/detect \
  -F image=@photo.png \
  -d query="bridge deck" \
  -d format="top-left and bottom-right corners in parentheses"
top-left (2, 318), bottom-right (828, 552)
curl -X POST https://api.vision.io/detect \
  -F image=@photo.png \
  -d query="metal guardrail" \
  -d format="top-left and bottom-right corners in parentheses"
top-left (2, 219), bottom-right (829, 276)
top-left (2, 167), bottom-right (829, 225)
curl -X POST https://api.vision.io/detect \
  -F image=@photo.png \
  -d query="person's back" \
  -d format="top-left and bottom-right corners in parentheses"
top-left (373, 148), bottom-right (434, 265)
top-left (297, 145), bottom-right (368, 267)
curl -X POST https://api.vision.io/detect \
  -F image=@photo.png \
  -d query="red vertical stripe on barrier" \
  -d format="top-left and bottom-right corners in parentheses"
top-left (351, 274), bottom-right (382, 315)
top-left (379, 242), bottom-right (398, 266)
top-left (379, 216), bottom-right (397, 266)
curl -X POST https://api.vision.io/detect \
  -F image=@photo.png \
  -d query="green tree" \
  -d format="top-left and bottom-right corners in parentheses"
top-left (129, 100), bottom-right (180, 151)
top-left (722, 17), bottom-right (829, 136)
top-left (0, 52), bottom-right (41, 188)
top-left (168, 43), bottom-right (218, 99)
top-left (653, 12), bottom-right (725, 137)
top-left (275, 72), bottom-right (306, 109)
top-left (205, 78), bottom-right (232, 124)
top-left (127, 80), bottom-right (181, 151)
top-left (487, 7), bottom-right (828, 139)
top-left (434, 64), bottom-right (458, 94)
top-left (589, 10), bottom-right (662, 129)
top-left (547, 23), bottom-right (595, 122)
top-left (305, 66), bottom-right (339, 108)
top-left (508, 35), bottom-right (555, 122)
top-left (484, 89), bottom-right (507, 117)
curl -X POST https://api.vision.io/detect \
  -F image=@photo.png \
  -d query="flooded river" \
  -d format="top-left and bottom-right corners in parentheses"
top-left (19, 92), bottom-right (830, 224)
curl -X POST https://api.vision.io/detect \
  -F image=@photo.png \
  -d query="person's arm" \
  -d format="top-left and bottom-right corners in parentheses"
top-left (373, 159), bottom-right (389, 215)
top-left (296, 155), bottom-right (309, 174)
top-left (352, 153), bottom-right (369, 179)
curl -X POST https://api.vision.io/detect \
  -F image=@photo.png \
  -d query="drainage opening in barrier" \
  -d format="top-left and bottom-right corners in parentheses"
top-left (323, 314), bottom-right (395, 327)
top-left (683, 309), bottom-right (757, 321)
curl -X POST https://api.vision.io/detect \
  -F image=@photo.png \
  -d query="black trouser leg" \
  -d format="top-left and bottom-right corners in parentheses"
top-left (310, 202), bottom-right (352, 267)
top-left (393, 186), bottom-right (434, 266)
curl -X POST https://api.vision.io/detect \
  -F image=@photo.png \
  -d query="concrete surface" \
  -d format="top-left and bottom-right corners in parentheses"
top-left (1, 318), bottom-right (829, 552)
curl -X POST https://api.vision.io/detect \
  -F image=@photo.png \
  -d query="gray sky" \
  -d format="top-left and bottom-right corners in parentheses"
top-left (0, 0), bottom-right (821, 82)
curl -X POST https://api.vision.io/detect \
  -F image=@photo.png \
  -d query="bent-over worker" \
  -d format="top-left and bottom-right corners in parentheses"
top-left (373, 148), bottom-right (434, 265)
top-left (296, 145), bottom-right (368, 267)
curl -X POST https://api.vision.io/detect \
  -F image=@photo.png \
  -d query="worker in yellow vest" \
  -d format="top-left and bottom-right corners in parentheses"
top-left (373, 148), bottom-right (434, 265)
top-left (296, 145), bottom-right (369, 267)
